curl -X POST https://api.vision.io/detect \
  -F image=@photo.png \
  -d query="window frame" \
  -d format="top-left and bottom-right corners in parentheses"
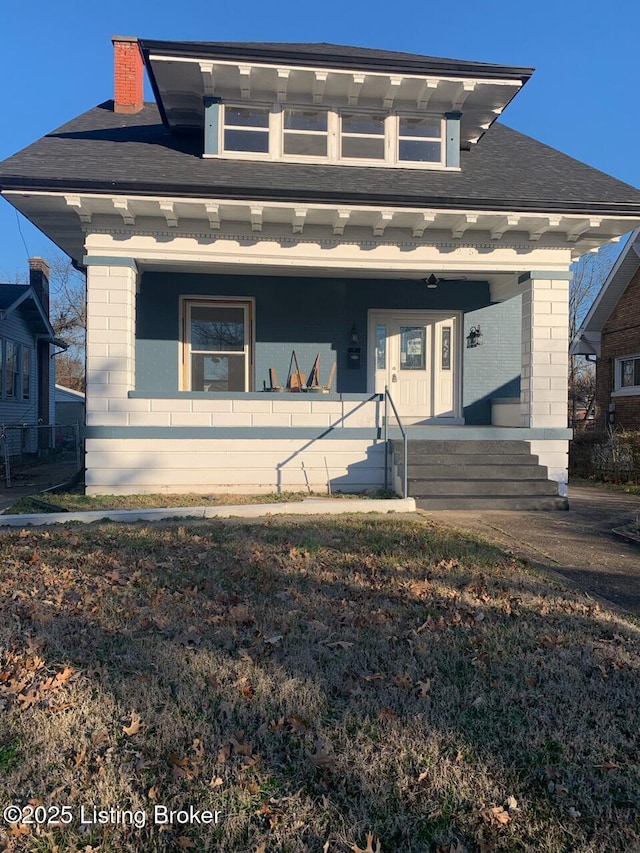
top-left (221, 105), bottom-right (272, 158)
top-left (396, 114), bottom-right (444, 165)
top-left (282, 107), bottom-right (330, 160)
top-left (22, 347), bottom-right (31, 400)
top-left (613, 354), bottom-right (640, 397)
top-left (3, 340), bottom-right (21, 400)
top-left (180, 297), bottom-right (255, 393)
top-left (215, 103), bottom-right (449, 169)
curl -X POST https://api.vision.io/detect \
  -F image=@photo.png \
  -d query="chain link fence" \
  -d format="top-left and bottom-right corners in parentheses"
top-left (0, 424), bottom-right (82, 488)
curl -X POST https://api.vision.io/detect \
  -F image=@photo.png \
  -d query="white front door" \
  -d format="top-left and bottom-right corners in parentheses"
top-left (369, 311), bottom-right (461, 422)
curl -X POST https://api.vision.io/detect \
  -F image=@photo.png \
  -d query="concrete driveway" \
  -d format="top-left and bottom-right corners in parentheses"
top-left (420, 484), bottom-right (640, 617)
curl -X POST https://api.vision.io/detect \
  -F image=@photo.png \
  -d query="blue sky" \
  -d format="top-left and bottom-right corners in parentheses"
top-left (1, 0), bottom-right (639, 278)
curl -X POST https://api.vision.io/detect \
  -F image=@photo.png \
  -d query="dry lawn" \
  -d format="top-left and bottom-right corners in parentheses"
top-left (3, 492), bottom-right (393, 515)
top-left (0, 515), bottom-right (638, 853)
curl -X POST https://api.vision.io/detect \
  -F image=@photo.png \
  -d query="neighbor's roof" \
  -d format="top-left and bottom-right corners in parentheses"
top-left (138, 39), bottom-right (535, 80)
top-left (1, 101), bottom-right (640, 217)
top-left (0, 283), bottom-right (66, 347)
top-left (570, 228), bottom-right (640, 356)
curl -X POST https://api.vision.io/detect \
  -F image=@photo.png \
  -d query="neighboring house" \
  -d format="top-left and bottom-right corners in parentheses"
top-left (1, 38), bottom-right (640, 506)
top-left (571, 228), bottom-right (640, 431)
top-left (0, 258), bottom-right (66, 455)
top-left (55, 384), bottom-right (85, 427)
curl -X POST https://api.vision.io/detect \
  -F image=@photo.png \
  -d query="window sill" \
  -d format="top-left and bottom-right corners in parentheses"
top-left (202, 152), bottom-right (460, 171)
top-left (611, 388), bottom-right (640, 398)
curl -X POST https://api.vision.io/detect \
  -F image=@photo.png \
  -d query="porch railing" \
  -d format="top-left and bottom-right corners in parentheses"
top-left (383, 386), bottom-right (408, 499)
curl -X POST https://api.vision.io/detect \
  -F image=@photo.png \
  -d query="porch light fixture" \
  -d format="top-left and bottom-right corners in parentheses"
top-left (350, 324), bottom-right (359, 344)
top-left (424, 274), bottom-right (439, 289)
top-left (466, 325), bottom-right (483, 348)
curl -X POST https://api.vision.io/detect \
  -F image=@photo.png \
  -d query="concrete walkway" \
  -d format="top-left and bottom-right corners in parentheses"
top-left (420, 484), bottom-right (640, 616)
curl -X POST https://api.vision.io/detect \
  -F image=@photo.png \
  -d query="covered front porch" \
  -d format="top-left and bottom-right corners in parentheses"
top-left (75, 201), bottom-right (584, 498)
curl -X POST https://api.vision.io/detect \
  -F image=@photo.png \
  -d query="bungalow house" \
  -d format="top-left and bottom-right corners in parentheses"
top-left (0, 258), bottom-right (66, 457)
top-left (1, 38), bottom-right (640, 506)
top-left (571, 228), bottom-right (640, 431)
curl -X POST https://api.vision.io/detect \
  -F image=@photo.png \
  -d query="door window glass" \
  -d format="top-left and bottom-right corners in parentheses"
top-left (400, 326), bottom-right (426, 370)
top-left (375, 324), bottom-right (386, 369)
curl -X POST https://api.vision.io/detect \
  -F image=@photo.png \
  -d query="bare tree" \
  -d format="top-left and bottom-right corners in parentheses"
top-left (47, 255), bottom-right (86, 392)
top-left (569, 241), bottom-right (620, 426)
top-left (1, 253), bottom-right (86, 391)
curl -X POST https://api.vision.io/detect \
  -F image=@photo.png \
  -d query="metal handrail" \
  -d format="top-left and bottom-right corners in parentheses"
top-left (383, 385), bottom-right (408, 498)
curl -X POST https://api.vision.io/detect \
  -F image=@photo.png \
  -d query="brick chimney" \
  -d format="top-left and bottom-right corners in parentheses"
top-left (29, 256), bottom-right (50, 315)
top-left (112, 36), bottom-right (144, 114)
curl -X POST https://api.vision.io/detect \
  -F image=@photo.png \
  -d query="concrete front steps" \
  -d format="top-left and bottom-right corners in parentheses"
top-left (393, 439), bottom-right (568, 510)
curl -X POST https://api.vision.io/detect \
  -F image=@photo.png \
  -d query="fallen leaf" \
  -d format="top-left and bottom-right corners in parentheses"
top-left (122, 714), bottom-right (142, 736)
top-left (217, 744), bottom-right (231, 764)
top-left (229, 604), bottom-right (253, 624)
top-left (288, 716), bottom-right (311, 735)
top-left (210, 776), bottom-right (223, 788)
top-left (176, 836), bottom-right (195, 850)
top-left (481, 805), bottom-right (510, 826)
top-left (264, 634), bottom-right (283, 645)
top-left (377, 707), bottom-right (398, 722)
top-left (353, 833), bottom-right (381, 853)
top-left (309, 741), bottom-right (337, 772)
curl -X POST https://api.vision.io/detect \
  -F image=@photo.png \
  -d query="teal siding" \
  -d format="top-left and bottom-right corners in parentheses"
top-left (135, 272), bottom-right (522, 423)
top-left (463, 296), bottom-right (522, 424)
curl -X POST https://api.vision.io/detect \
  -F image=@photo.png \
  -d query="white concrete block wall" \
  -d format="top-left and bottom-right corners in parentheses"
top-left (85, 438), bottom-right (386, 495)
top-left (85, 263), bottom-right (137, 409)
top-left (521, 277), bottom-right (569, 429)
top-left (86, 395), bottom-right (381, 428)
top-left (527, 439), bottom-right (569, 497)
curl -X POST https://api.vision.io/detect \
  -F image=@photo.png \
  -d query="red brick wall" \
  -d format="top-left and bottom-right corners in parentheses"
top-left (113, 37), bottom-right (143, 114)
top-left (596, 266), bottom-right (640, 430)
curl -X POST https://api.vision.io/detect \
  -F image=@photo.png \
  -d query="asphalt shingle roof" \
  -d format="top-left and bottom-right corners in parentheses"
top-left (1, 101), bottom-right (639, 216)
top-left (0, 284), bottom-right (29, 310)
top-left (138, 40), bottom-right (533, 79)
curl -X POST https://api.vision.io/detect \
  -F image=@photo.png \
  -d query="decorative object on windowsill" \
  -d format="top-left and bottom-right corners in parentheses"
top-left (424, 274), bottom-right (439, 289)
top-left (286, 350), bottom-right (306, 391)
top-left (265, 367), bottom-right (285, 392)
top-left (466, 325), bottom-right (483, 348)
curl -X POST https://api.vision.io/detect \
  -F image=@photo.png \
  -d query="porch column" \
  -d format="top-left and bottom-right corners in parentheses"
top-left (84, 257), bottom-right (138, 425)
top-left (519, 271), bottom-right (572, 428)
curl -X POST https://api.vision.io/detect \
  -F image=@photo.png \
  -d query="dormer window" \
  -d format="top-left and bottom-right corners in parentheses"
top-left (283, 109), bottom-right (328, 157)
top-left (223, 106), bottom-right (270, 153)
top-left (341, 113), bottom-right (385, 160)
top-left (398, 116), bottom-right (442, 163)
top-left (212, 103), bottom-right (452, 168)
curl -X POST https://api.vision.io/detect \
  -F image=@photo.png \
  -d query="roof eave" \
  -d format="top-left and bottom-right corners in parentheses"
top-left (576, 227), bottom-right (640, 337)
top-left (3, 177), bottom-right (640, 219)
top-left (138, 39), bottom-right (534, 82)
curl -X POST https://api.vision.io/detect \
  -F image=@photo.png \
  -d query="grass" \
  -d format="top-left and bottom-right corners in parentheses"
top-left (3, 490), bottom-right (397, 515)
top-left (0, 515), bottom-right (639, 852)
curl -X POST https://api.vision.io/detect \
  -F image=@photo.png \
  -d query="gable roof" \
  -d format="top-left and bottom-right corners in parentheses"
top-left (570, 228), bottom-right (640, 356)
top-left (0, 283), bottom-right (66, 346)
top-left (1, 101), bottom-right (639, 218)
